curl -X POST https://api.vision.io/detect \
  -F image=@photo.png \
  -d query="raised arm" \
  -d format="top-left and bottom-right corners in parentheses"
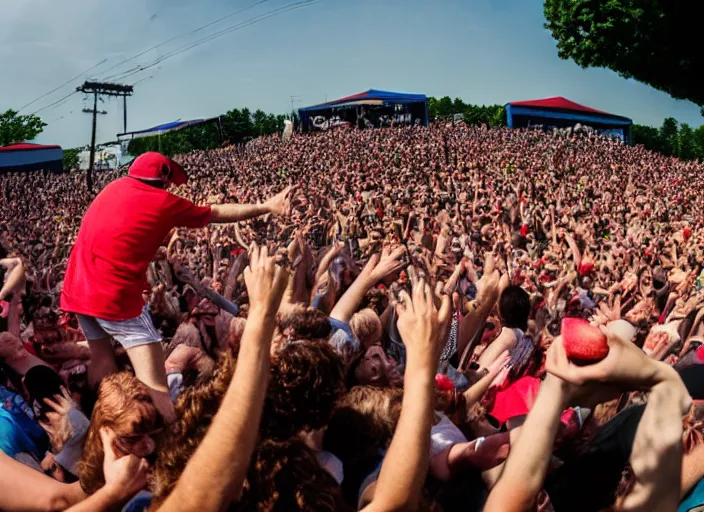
top-left (484, 373), bottom-right (569, 512)
top-left (156, 244), bottom-right (288, 512)
top-left (0, 257), bottom-right (25, 302)
top-left (618, 370), bottom-right (690, 512)
top-left (362, 279), bottom-right (441, 512)
top-left (208, 186), bottom-right (293, 224)
top-left (66, 429), bottom-right (149, 512)
top-left (329, 246), bottom-right (405, 323)
top-left (464, 350), bottom-right (511, 409)
top-left (457, 255), bottom-right (502, 368)
top-left (0, 451), bottom-right (86, 511)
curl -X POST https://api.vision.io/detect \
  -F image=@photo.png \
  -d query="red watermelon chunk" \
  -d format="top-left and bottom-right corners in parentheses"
top-left (435, 374), bottom-right (455, 391)
top-left (561, 317), bottom-right (609, 362)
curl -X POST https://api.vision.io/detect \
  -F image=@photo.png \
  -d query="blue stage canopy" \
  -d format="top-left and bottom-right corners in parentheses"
top-left (298, 89), bottom-right (428, 131)
top-left (118, 117), bottom-right (220, 140)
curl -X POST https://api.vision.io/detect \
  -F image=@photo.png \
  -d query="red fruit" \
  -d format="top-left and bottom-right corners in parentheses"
top-left (561, 318), bottom-right (609, 362)
top-left (435, 374), bottom-right (454, 391)
top-left (683, 227), bottom-right (692, 241)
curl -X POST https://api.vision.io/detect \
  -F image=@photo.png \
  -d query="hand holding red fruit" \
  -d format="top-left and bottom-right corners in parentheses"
top-left (546, 327), bottom-right (672, 391)
top-left (561, 318), bottom-right (609, 362)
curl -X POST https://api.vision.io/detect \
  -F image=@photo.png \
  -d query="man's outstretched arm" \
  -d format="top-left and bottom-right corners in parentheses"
top-left (209, 186), bottom-right (293, 224)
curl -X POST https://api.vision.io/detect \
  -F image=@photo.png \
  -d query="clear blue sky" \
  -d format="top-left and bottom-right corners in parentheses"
top-left (1, 0), bottom-right (701, 148)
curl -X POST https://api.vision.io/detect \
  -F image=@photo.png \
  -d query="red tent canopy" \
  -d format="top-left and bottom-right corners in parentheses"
top-left (0, 142), bottom-right (62, 152)
top-left (508, 96), bottom-right (609, 115)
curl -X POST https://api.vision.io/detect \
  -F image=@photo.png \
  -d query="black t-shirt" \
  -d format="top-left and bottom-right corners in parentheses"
top-left (546, 364), bottom-right (704, 511)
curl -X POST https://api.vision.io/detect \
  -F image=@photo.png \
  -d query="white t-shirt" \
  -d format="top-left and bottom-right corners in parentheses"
top-left (430, 413), bottom-right (467, 458)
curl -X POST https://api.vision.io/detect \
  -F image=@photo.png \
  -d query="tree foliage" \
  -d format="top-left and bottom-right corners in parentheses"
top-left (428, 96), bottom-right (505, 127)
top-left (633, 118), bottom-right (704, 162)
top-left (127, 108), bottom-right (287, 157)
top-left (0, 109), bottom-right (47, 146)
top-left (544, 0), bottom-right (702, 113)
top-left (62, 147), bottom-right (82, 170)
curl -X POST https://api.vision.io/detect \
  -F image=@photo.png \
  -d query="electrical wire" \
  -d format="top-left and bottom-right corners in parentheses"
top-left (100, 0), bottom-right (318, 83)
top-left (130, 76), bottom-right (154, 87)
top-left (18, 59), bottom-right (107, 112)
top-left (95, 0), bottom-right (271, 79)
top-left (30, 90), bottom-right (79, 115)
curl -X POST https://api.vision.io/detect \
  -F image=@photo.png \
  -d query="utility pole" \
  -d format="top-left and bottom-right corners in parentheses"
top-left (83, 96), bottom-right (107, 192)
top-left (76, 81), bottom-right (133, 192)
top-left (289, 95), bottom-right (300, 112)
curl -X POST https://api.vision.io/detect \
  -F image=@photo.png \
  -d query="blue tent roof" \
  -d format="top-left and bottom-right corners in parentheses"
top-left (298, 89), bottom-right (427, 113)
top-left (118, 117), bottom-right (219, 139)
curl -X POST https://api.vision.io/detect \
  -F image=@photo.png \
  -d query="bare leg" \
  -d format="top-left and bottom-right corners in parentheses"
top-left (87, 337), bottom-right (119, 389)
top-left (126, 343), bottom-right (175, 423)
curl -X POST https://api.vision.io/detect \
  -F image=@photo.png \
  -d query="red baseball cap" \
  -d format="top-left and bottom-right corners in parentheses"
top-left (128, 152), bottom-right (188, 185)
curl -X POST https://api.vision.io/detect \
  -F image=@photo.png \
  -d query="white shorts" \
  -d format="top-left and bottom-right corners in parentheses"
top-left (76, 305), bottom-right (162, 349)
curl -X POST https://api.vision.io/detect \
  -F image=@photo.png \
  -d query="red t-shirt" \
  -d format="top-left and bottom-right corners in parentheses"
top-left (60, 177), bottom-right (211, 321)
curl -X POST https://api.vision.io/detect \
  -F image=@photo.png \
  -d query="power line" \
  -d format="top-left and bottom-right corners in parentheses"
top-left (100, 0), bottom-right (319, 83)
top-left (18, 59), bottom-right (107, 112)
top-left (130, 76), bottom-right (153, 87)
top-left (31, 90), bottom-right (79, 115)
top-left (95, 0), bottom-right (271, 79)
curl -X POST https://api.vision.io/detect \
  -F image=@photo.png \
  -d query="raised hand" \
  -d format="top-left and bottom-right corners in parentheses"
top-left (365, 245), bottom-right (407, 283)
top-left (545, 328), bottom-right (672, 391)
top-left (100, 427), bottom-right (149, 501)
top-left (243, 243), bottom-right (289, 317)
top-left (39, 387), bottom-right (77, 452)
top-left (264, 185), bottom-right (296, 216)
top-left (165, 344), bottom-right (212, 374)
top-left (395, 278), bottom-right (441, 369)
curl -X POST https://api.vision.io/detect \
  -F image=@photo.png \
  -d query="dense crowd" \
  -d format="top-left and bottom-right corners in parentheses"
top-left (1, 122), bottom-right (704, 511)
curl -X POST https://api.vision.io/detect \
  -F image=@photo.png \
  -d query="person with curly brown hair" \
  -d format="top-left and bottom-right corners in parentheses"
top-left (77, 371), bottom-right (163, 496)
top-left (234, 438), bottom-right (353, 512)
top-left (153, 244), bottom-right (290, 512)
top-left (262, 340), bottom-right (346, 441)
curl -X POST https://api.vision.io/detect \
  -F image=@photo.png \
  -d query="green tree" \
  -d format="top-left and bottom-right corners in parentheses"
top-left (676, 124), bottom-right (697, 161)
top-left (659, 117), bottom-right (679, 156)
top-left (127, 107), bottom-right (285, 158)
top-left (221, 108), bottom-right (255, 142)
top-left (632, 124), bottom-right (663, 153)
top-left (0, 109), bottom-right (47, 146)
top-left (544, 0), bottom-right (702, 114)
top-left (62, 147), bottom-right (82, 170)
top-left (694, 125), bottom-right (704, 161)
top-left (428, 96), bottom-right (455, 118)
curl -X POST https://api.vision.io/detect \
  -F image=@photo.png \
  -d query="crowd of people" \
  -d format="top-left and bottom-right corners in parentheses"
top-left (0, 121), bottom-right (703, 511)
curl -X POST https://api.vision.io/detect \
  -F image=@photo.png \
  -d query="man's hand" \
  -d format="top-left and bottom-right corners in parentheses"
top-left (545, 329), bottom-right (674, 391)
top-left (165, 344), bottom-right (212, 374)
top-left (264, 185), bottom-right (295, 216)
top-left (244, 243), bottom-right (289, 317)
top-left (365, 246), bottom-right (407, 283)
top-left (100, 427), bottom-right (149, 502)
top-left (395, 278), bottom-right (441, 370)
top-left (39, 387), bottom-right (77, 452)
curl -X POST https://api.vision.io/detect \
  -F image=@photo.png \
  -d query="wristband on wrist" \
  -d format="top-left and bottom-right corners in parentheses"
top-left (474, 436), bottom-right (486, 451)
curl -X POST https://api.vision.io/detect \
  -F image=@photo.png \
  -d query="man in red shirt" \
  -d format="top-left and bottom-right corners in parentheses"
top-left (61, 152), bottom-right (292, 421)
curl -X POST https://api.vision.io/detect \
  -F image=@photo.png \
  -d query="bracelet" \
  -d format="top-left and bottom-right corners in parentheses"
top-left (474, 436), bottom-right (486, 451)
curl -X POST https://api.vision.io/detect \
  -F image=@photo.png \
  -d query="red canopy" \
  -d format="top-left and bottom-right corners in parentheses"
top-left (508, 96), bottom-right (608, 115)
top-left (0, 142), bottom-right (61, 152)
